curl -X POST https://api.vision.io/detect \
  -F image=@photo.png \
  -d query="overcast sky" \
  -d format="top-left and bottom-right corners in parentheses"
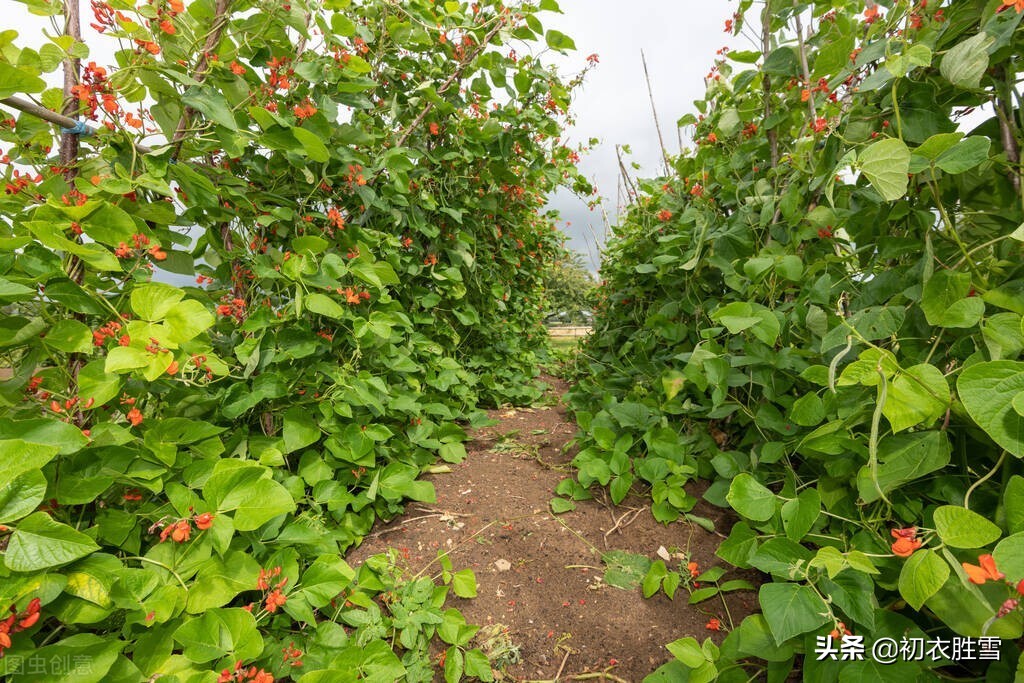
top-left (542, 1), bottom-right (742, 269)
top-left (6, 1), bottom-right (743, 271)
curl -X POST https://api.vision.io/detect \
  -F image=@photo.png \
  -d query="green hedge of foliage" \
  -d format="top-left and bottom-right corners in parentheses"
top-left (0, 0), bottom-right (587, 680)
top-left (568, 1), bottom-right (1024, 680)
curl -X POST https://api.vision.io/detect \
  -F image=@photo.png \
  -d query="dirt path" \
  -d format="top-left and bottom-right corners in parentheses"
top-left (348, 377), bottom-right (758, 680)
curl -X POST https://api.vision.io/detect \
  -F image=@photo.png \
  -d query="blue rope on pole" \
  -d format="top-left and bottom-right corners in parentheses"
top-left (60, 120), bottom-right (92, 136)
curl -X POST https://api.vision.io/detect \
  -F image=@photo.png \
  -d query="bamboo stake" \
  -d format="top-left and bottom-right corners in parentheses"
top-left (640, 50), bottom-right (670, 176)
top-left (170, 0), bottom-right (234, 161)
top-left (615, 144), bottom-right (638, 203)
top-left (761, 1), bottom-right (779, 168)
top-left (994, 66), bottom-right (1021, 195)
top-left (0, 96), bottom-right (155, 155)
top-left (792, 1), bottom-right (816, 121)
top-left (60, 0), bottom-right (86, 428)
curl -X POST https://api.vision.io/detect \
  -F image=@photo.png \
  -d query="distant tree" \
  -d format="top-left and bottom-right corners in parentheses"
top-left (543, 252), bottom-right (595, 324)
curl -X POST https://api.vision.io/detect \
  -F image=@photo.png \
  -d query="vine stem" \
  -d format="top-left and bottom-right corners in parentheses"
top-left (923, 329), bottom-right (945, 366)
top-left (963, 451), bottom-right (1006, 511)
top-left (123, 556), bottom-right (189, 592)
top-left (926, 174), bottom-right (987, 288)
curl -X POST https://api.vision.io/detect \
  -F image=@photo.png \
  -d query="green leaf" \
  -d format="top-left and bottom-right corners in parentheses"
top-left (712, 301), bottom-right (762, 334)
top-left (934, 136), bottom-right (990, 174)
top-left (914, 132), bottom-right (963, 160)
top-left (464, 649), bottom-right (493, 681)
top-left (305, 293), bottom-right (346, 319)
top-left (185, 551), bottom-right (261, 613)
top-left (1007, 476), bottom-right (1024, 534)
top-left (181, 89), bottom-right (239, 130)
top-left (940, 32), bottom-right (993, 89)
top-left (642, 560), bottom-right (668, 598)
top-left (933, 505), bottom-right (1002, 549)
top-left (452, 568), bottom-right (477, 598)
top-left (0, 439), bottom-right (59, 483)
top-left (764, 46), bottom-right (799, 76)
top-left (438, 608), bottom-right (479, 646)
top-left (5, 512), bottom-right (99, 572)
top-left (905, 43), bottom-right (932, 68)
top-left (0, 276), bottom-right (34, 303)
top-left (602, 550), bottom-right (651, 590)
top-left (898, 549), bottom-right (949, 610)
top-left (716, 522), bottom-right (758, 568)
top-left (983, 313), bottom-right (1024, 360)
top-left (78, 360), bottom-right (122, 407)
top-left (292, 235), bottom-right (329, 255)
top-left (351, 261), bottom-right (400, 288)
top-left (82, 203), bottom-right (137, 246)
top-left (921, 270), bottom-right (984, 328)
top-left (283, 407), bottom-right (320, 453)
top-left (858, 138), bottom-right (911, 201)
top-left (858, 431), bottom-right (951, 503)
top-left (204, 463), bottom-right (297, 531)
top-left (0, 419), bottom-right (88, 455)
top-left (0, 62), bottom-right (46, 98)
top-left (749, 538), bottom-right (812, 579)
top-left (292, 126), bottom-right (330, 162)
top-left (164, 299), bottom-right (214, 344)
top-left (549, 496), bottom-right (575, 513)
top-left (104, 346), bottom-right (151, 373)
top-left (790, 393), bottom-right (825, 427)
top-left (758, 583), bottom-right (830, 645)
top-left (298, 557), bottom-right (354, 608)
top-left (0, 470), bottom-right (47, 524)
top-left (925, 572), bottom-right (1022, 638)
top-left (957, 361), bottom-right (1024, 457)
top-left (820, 571), bottom-right (876, 629)
top-left (230, 478), bottom-right (296, 531)
top-left (781, 488), bottom-right (820, 542)
top-left (444, 645), bottom-right (464, 683)
top-left (734, 614), bottom-right (795, 662)
top-left (130, 283), bottom-right (185, 321)
top-left (172, 608), bottom-right (263, 663)
top-left (331, 13), bottom-right (356, 36)
top-left (5, 633), bottom-right (121, 683)
top-left (726, 473), bottom-right (777, 522)
top-left (544, 29), bottom-right (575, 51)
top-left (993, 532), bottom-right (1024, 584)
top-left (42, 319), bottom-right (92, 353)
top-left (665, 637), bottom-right (707, 668)
top-left (882, 364), bottom-right (950, 432)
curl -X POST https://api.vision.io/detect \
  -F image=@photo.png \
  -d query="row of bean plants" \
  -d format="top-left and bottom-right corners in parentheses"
top-left (567, 0), bottom-right (1024, 680)
top-left (0, 0), bottom-right (587, 680)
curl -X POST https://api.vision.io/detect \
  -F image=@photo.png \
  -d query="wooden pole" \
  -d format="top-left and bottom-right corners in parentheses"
top-left (59, 0), bottom-right (85, 427)
top-left (640, 50), bottom-right (670, 177)
top-left (170, 0), bottom-right (234, 161)
top-left (761, 1), bottom-right (779, 168)
top-left (0, 96), bottom-right (154, 154)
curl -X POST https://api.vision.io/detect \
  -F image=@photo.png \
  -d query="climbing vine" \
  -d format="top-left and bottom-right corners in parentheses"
top-left (0, 0), bottom-right (588, 680)
top-left (568, 0), bottom-right (1024, 680)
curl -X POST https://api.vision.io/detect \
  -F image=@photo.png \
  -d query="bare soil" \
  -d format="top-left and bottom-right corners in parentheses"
top-left (348, 377), bottom-right (759, 681)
